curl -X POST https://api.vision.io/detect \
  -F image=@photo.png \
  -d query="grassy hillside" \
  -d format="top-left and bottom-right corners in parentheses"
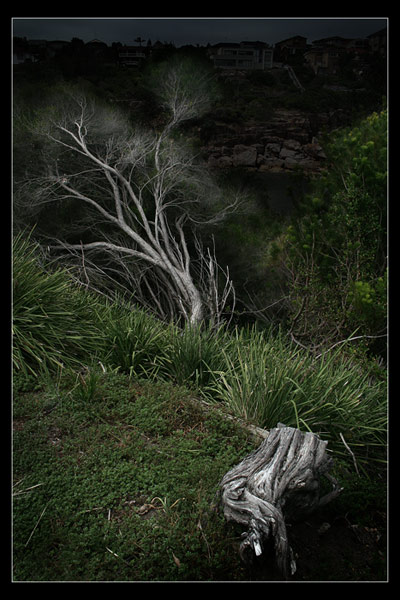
top-left (13, 372), bottom-right (258, 581)
top-left (12, 232), bottom-right (387, 581)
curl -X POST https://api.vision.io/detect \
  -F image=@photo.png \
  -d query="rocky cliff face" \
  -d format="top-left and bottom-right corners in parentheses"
top-left (202, 108), bottom-right (349, 173)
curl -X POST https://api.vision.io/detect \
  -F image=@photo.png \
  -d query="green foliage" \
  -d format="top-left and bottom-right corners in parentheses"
top-left (348, 272), bottom-right (387, 329)
top-left (284, 108), bottom-right (387, 348)
top-left (12, 231), bottom-right (107, 376)
top-left (327, 109), bottom-right (387, 196)
top-left (203, 326), bottom-right (387, 471)
top-left (102, 299), bottom-right (169, 379)
top-left (73, 367), bottom-right (103, 403)
top-left (12, 236), bottom-right (387, 579)
top-left (13, 373), bottom-right (254, 581)
top-left (165, 322), bottom-right (232, 388)
top-left (13, 230), bottom-right (386, 472)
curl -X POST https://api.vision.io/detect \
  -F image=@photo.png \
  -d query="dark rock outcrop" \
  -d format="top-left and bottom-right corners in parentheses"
top-left (202, 108), bottom-right (347, 173)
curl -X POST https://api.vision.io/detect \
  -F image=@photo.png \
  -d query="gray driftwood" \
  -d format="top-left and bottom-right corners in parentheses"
top-left (219, 423), bottom-right (342, 578)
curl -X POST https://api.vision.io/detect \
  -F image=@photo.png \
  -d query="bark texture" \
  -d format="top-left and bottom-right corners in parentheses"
top-left (219, 423), bottom-right (342, 578)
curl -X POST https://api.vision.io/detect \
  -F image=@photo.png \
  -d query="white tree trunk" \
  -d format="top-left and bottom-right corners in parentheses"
top-left (24, 89), bottom-right (238, 325)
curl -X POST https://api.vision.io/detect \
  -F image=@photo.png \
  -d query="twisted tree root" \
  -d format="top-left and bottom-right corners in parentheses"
top-left (219, 424), bottom-right (343, 578)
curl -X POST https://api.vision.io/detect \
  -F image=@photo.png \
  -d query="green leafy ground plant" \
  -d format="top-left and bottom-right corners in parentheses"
top-left (12, 371), bottom-right (255, 581)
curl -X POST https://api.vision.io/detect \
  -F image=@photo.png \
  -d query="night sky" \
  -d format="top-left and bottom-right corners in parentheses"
top-left (12, 17), bottom-right (388, 47)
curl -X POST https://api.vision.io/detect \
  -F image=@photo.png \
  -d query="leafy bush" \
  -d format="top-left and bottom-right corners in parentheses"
top-left (283, 108), bottom-right (387, 351)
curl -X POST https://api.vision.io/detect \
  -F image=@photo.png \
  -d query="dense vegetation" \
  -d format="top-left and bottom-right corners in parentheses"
top-left (13, 232), bottom-right (387, 465)
top-left (13, 233), bottom-right (387, 580)
top-left (282, 107), bottom-right (387, 355)
top-left (13, 47), bottom-right (387, 581)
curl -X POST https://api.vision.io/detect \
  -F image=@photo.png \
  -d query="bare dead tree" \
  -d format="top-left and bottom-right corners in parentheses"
top-left (16, 71), bottom-right (241, 326)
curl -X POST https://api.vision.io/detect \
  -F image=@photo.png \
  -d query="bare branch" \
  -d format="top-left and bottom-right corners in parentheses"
top-left (50, 240), bottom-right (164, 268)
top-left (315, 333), bottom-right (388, 360)
top-left (16, 80), bottom-right (238, 326)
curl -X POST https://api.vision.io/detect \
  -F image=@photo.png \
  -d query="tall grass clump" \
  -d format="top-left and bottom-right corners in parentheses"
top-left (204, 326), bottom-right (387, 470)
top-left (165, 322), bottom-right (233, 388)
top-left (102, 299), bottom-right (169, 379)
top-left (12, 231), bottom-right (107, 376)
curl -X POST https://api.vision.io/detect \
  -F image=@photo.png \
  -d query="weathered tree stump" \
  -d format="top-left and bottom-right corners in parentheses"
top-left (219, 423), bottom-right (343, 578)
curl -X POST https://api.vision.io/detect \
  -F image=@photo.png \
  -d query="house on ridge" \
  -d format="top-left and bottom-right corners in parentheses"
top-left (273, 35), bottom-right (308, 62)
top-left (208, 41), bottom-right (273, 70)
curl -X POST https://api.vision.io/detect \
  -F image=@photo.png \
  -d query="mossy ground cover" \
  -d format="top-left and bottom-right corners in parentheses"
top-left (13, 368), bottom-right (387, 582)
top-left (12, 369), bottom-right (257, 581)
